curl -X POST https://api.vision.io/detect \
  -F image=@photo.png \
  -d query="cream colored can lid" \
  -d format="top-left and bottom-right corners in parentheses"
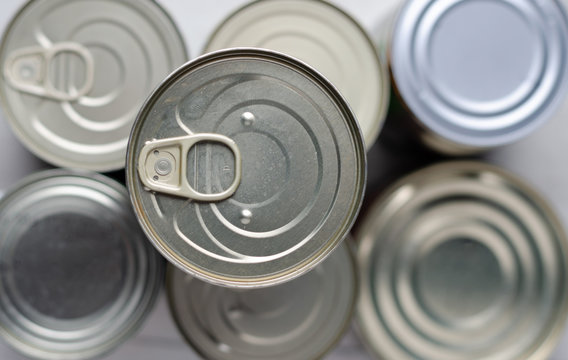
top-left (205, 0), bottom-right (389, 150)
top-left (0, 0), bottom-right (187, 171)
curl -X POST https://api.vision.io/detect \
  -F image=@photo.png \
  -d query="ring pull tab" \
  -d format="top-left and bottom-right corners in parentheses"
top-left (138, 133), bottom-right (242, 202)
top-left (4, 42), bottom-right (94, 101)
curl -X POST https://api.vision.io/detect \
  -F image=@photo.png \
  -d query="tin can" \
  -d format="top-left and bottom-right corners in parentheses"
top-left (126, 48), bottom-right (366, 288)
top-left (0, 170), bottom-right (164, 360)
top-left (355, 161), bottom-right (568, 360)
top-left (167, 241), bottom-right (357, 360)
top-left (386, 0), bottom-right (568, 155)
top-left (204, 0), bottom-right (390, 151)
top-left (0, 0), bottom-right (187, 171)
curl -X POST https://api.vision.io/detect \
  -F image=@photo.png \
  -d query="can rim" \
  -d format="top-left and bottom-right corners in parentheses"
top-left (127, 47), bottom-right (367, 288)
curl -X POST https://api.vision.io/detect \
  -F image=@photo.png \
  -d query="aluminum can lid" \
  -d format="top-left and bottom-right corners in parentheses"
top-left (205, 0), bottom-right (389, 150)
top-left (356, 162), bottom-right (568, 360)
top-left (390, 0), bottom-right (568, 151)
top-left (127, 48), bottom-right (366, 288)
top-left (0, 170), bottom-right (164, 360)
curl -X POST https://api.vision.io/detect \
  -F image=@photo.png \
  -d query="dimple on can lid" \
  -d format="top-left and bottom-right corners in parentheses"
top-left (0, 0), bottom-right (187, 171)
top-left (167, 241), bottom-right (357, 360)
top-left (204, 0), bottom-right (389, 150)
top-left (126, 48), bottom-right (366, 288)
top-left (355, 162), bottom-right (568, 360)
top-left (0, 170), bottom-right (164, 360)
top-left (390, 0), bottom-right (568, 154)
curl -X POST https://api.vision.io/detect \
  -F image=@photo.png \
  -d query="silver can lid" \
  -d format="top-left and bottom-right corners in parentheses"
top-left (390, 0), bottom-right (568, 151)
top-left (205, 0), bottom-right (389, 150)
top-left (0, 170), bottom-right (164, 360)
top-left (167, 241), bottom-right (357, 360)
top-left (126, 48), bottom-right (366, 288)
top-left (355, 162), bottom-right (568, 360)
top-left (0, 0), bottom-right (187, 171)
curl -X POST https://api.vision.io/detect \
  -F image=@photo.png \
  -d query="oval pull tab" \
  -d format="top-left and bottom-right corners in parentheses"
top-left (137, 133), bottom-right (242, 202)
top-left (4, 42), bottom-right (94, 101)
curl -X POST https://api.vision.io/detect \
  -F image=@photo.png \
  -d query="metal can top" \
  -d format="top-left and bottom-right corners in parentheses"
top-left (0, 0), bottom-right (187, 171)
top-left (355, 161), bottom-right (568, 360)
top-left (126, 48), bottom-right (366, 288)
top-left (0, 170), bottom-right (164, 360)
top-left (390, 0), bottom-right (568, 152)
top-left (204, 0), bottom-right (389, 150)
top-left (167, 241), bottom-right (357, 360)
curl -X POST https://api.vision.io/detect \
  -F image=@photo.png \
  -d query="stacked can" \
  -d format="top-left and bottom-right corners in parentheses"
top-left (384, 0), bottom-right (568, 154)
top-left (355, 162), bottom-right (568, 360)
top-left (0, 170), bottom-right (165, 360)
top-left (0, 0), bottom-right (187, 359)
top-left (167, 241), bottom-right (357, 360)
top-left (0, 0), bottom-right (187, 170)
top-left (126, 47), bottom-right (366, 287)
top-left (123, 1), bottom-right (378, 354)
top-left (351, 1), bottom-right (568, 360)
top-left (1, 0), bottom-right (568, 359)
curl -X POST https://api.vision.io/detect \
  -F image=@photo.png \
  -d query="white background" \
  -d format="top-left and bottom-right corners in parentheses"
top-left (1, 1), bottom-right (568, 359)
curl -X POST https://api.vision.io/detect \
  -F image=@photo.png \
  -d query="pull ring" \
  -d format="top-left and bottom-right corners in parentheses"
top-left (4, 42), bottom-right (94, 101)
top-left (138, 133), bottom-right (242, 202)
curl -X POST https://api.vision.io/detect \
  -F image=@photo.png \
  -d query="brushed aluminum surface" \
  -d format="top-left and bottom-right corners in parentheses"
top-left (0, 0), bottom-right (187, 171)
top-left (205, 0), bottom-right (389, 150)
top-left (167, 242), bottom-right (357, 360)
top-left (0, 170), bottom-right (164, 360)
top-left (127, 48), bottom-right (366, 288)
top-left (356, 162), bottom-right (568, 360)
top-left (390, 0), bottom-right (568, 154)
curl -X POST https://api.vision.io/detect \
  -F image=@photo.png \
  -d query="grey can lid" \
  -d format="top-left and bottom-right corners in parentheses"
top-left (167, 241), bottom-right (357, 360)
top-left (390, 0), bottom-right (568, 150)
top-left (127, 48), bottom-right (366, 288)
top-left (0, 0), bottom-right (187, 171)
top-left (204, 0), bottom-right (389, 150)
top-left (355, 162), bottom-right (568, 360)
top-left (0, 170), bottom-right (164, 360)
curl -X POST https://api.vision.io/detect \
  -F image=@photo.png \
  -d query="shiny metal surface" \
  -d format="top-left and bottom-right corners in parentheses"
top-left (0, 0), bottom-right (187, 171)
top-left (0, 170), bottom-right (164, 360)
top-left (167, 242), bottom-right (357, 360)
top-left (127, 48), bottom-right (366, 288)
top-left (390, 0), bottom-right (568, 154)
top-left (355, 162), bottom-right (568, 360)
top-left (205, 0), bottom-right (389, 150)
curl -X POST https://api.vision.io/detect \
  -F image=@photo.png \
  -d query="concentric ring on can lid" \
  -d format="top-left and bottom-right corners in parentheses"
top-left (126, 48), bottom-right (366, 288)
top-left (390, 0), bottom-right (568, 151)
top-left (0, 0), bottom-right (187, 171)
top-left (0, 170), bottom-right (164, 360)
top-left (167, 241), bottom-right (357, 360)
top-left (355, 162), bottom-right (568, 360)
top-left (204, 0), bottom-right (389, 150)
